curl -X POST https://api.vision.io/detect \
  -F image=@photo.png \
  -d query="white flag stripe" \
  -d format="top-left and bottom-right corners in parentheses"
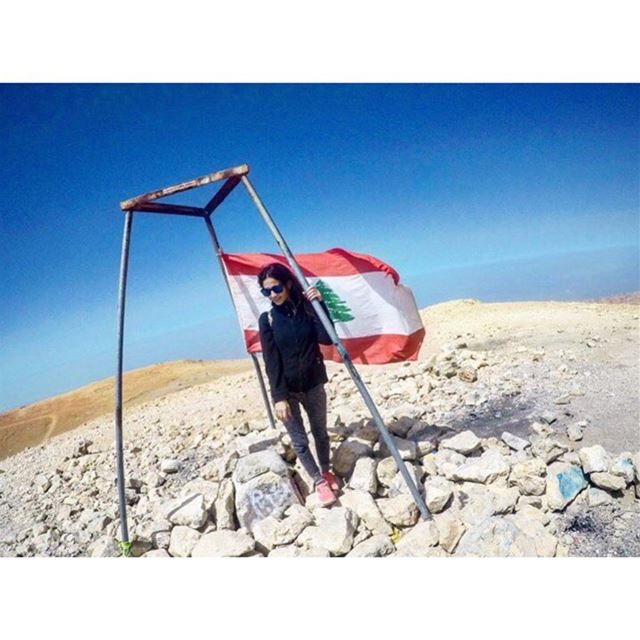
top-left (226, 272), bottom-right (422, 338)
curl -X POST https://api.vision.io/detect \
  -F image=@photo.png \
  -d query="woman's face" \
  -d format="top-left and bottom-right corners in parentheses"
top-left (262, 276), bottom-right (291, 305)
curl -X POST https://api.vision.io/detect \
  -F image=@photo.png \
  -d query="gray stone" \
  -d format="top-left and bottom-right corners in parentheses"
top-left (546, 464), bottom-right (587, 511)
top-left (333, 439), bottom-right (373, 477)
top-left (251, 505), bottom-right (313, 550)
top-left (339, 490), bottom-right (393, 535)
top-left (347, 534), bottom-right (395, 557)
top-left (168, 526), bottom-right (202, 557)
top-left (424, 476), bottom-right (453, 513)
top-left (142, 549), bottom-right (170, 558)
top-left (378, 436), bottom-right (418, 461)
top-left (234, 428), bottom-right (285, 457)
top-left (441, 430), bottom-right (481, 455)
top-left (232, 449), bottom-right (289, 484)
top-left (578, 445), bottom-right (610, 474)
top-left (452, 449), bottom-right (510, 484)
top-left (144, 470), bottom-right (165, 488)
top-left (395, 521), bottom-right (439, 556)
top-left (88, 535), bottom-right (121, 557)
top-left (296, 507), bottom-right (359, 556)
top-left (433, 449), bottom-right (466, 479)
top-left (566, 422), bottom-right (586, 441)
top-left (376, 457), bottom-right (400, 487)
top-left (191, 530), bottom-right (256, 557)
top-left (34, 474), bottom-right (51, 494)
top-left (501, 432), bottom-right (530, 452)
top-left (234, 471), bottom-right (299, 532)
top-left (388, 464), bottom-right (423, 498)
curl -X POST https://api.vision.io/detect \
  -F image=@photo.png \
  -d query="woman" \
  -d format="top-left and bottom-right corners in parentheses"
top-left (258, 262), bottom-right (341, 505)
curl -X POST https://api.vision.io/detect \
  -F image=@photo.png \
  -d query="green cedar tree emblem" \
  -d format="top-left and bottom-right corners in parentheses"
top-left (315, 279), bottom-right (354, 322)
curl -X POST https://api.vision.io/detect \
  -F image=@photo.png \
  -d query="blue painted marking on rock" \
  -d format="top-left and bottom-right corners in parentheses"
top-left (557, 466), bottom-right (587, 500)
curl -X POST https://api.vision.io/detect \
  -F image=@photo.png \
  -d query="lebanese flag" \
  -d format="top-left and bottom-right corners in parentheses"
top-left (220, 248), bottom-right (425, 364)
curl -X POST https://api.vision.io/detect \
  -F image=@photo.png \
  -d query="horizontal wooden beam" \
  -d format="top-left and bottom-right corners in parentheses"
top-left (131, 202), bottom-right (207, 217)
top-left (204, 175), bottom-right (242, 215)
top-left (120, 163), bottom-right (250, 211)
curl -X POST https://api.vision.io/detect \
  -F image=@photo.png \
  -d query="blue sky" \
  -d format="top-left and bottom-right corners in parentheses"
top-left (1, 84), bottom-right (638, 410)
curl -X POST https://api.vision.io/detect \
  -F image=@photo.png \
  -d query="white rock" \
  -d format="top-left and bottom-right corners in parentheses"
top-left (578, 445), bottom-right (610, 474)
top-left (501, 432), bottom-right (530, 452)
top-left (589, 472), bottom-right (626, 492)
top-left (378, 435), bottom-right (418, 461)
top-left (142, 549), bottom-right (170, 558)
top-left (168, 526), bottom-right (202, 557)
top-left (164, 494), bottom-right (208, 529)
top-left (610, 454), bottom-right (635, 484)
top-left (348, 458), bottom-right (378, 494)
top-left (347, 535), bottom-right (395, 557)
top-left (566, 422), bottom-right (585, 441)
top-left (339, 490), bottom-right (392, 535)
top-left (424, 476), bottom-right (453, 513)
top-left (376, 494), bottom-right (420, 527)
top-left (388, 463), bottom-right (423, 498)
top-left (296, 507), bottom-right (359, 556)
top-left (531, 438), bottom-right (568, 464)
top-left (214, 478), bottom-right (236, 530)
top-left (181, 480), bottom-right (219, 512)
top-left (160, 458), bottom-right (181, 474)
top-left (191, 530), bottom-right (256, 557)
top-left (232, 449), bottom-right (289, 484)
top-left (441, 430), bottom-right (481, 455)
top-left (508, 458), bottom-right (547, 496)
top-left (394, 520), bottom-right (439, 556)
top-left (434, 513), bottom-right (466, 553)
top-left (452, 449), bottom-right (511, 484)
top-left (587, 487), bottom-right (613, 507)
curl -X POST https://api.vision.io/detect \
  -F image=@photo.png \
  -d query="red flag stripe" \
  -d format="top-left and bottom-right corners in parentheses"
top-left (222, 248), bottom-right (400, 285)
top-left (244, 327), bottom-right (425, 364)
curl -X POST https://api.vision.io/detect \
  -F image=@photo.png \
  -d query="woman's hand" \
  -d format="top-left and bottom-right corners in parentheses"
top-left (274, 400), bottom-right (291, 422)
top-left (304, 286), bottom-right (323, 302)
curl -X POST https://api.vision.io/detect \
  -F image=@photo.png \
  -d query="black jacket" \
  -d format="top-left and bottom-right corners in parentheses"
top-left (259, 296), bottom-right (335, 403)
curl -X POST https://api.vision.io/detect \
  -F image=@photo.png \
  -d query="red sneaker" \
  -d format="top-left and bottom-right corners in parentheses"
top-left (322, 470), bottom-right (341, 492)
top-left (315, 479), bottom-right (337, 506)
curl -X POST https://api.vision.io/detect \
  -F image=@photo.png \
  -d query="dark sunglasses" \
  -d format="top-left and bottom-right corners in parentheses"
top-left (261, 284), bottom-right (285, 297)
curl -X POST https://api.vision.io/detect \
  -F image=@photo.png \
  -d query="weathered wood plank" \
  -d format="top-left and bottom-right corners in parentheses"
top-left (120, 163), bottom-right (249, 211)
top-left (132, 202), bottom-right (207, 217)
top-left (204, 175), bottom-right (242, 215)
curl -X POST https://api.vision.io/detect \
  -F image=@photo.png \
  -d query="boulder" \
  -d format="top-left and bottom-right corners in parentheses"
top-left (434, 513), bottom-right (466, 553)
top-left (160, 458), bottom-right (180, 474)
top-left (441, 430), bottom-right (481, 455)
top-left (452, 449), bottom-right (510, 484)
top-left (296, 507), bottom-right (359, 556)
top-left (251, 505), bottom-right (313, 550)
top-left (508, 458), bottom-right (547, 496)
top-left (191, 530), bottom-right (256, 557)
top-left (181, 480), bottom-right (219, 512)
top-left (578, 445), bottom-right (610, 474)
top-left (424, 476), bottom-right (453, 513)
top-left (168, 526), bottom-right (202, 557)
top-left (610, 454), bottom-right (635, 484)
top-left (376, 494), bottom-right (420, 527)
top-left (333, 439), bottom-right (373, 477)
top-left (501, 432), bottom-right (530, 452)
top-left (347, 534), bottom-right (395, 557)
top-left (546, 464), bottom-right (587, 511)
top-left (339, 490), bottom-right (393, 535)
top-left (348, 458), bottom-right (378, 494)
top-left (163, 494), bottom-right (208, 529)
top-left (394, 521), bottom-right (439, 556)
top-left (214, 478), bottom-right (236, 529)
top-left (232, 449), bottom-right (289, 484)
top-left (587, 487), bottom-right (613, 507)
top-left (589, 472), bottom-right (626, 492)
top-left (531, 439), bottom-right (568, 464)
top-left (378, 436), bottom-right (418, 461)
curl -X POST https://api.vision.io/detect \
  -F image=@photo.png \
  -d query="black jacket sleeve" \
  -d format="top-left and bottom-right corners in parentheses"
top-left (313, 299), bottom-right (335, 345)
top-left (259, 311), bottom-right (289, 403)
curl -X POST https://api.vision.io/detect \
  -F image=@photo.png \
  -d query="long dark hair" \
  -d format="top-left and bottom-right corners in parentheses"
top-left (257, 262), bottom-right (306, 308)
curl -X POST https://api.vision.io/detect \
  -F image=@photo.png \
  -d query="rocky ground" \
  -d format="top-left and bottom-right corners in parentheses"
top-left (0, 298), bottom-right (638, 557)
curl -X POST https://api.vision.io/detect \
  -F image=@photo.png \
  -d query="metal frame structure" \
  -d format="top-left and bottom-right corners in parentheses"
top-left (115, 164), bottom-right (429, 553)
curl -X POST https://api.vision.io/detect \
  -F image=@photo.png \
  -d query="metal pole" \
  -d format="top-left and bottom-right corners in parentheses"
top-left (115, 211), bottom-right (133, 553)
top-left (241, 175), bottom-right (430, 520)
top-left (203, 215), bottom-right (277, 430)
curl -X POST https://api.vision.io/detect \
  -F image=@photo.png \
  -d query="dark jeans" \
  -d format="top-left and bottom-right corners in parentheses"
top-left (281, 383), bottom-right (331, 483)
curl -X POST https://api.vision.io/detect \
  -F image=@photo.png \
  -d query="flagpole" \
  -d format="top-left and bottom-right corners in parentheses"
top-left (241, 175), bottom-right (431, 521)
top-left (203, 215), bottom-right (277, 431)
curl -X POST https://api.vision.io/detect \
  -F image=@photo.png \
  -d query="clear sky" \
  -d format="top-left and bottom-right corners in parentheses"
top-left (1, 84), bottom-right (638, 411)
